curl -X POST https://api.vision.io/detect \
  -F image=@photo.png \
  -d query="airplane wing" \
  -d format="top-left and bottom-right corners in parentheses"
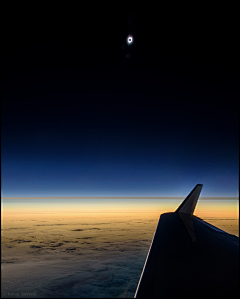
top-left (134, 184), bottom-right (239, 298)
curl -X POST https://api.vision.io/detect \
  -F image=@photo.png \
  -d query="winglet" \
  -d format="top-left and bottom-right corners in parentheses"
top-left (176, 184), bottom-right (203, 216)
top-left (175, 184), bottom-right (203, 242)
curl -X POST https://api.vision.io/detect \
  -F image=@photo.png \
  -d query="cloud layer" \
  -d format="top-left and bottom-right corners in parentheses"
top-left (2, 213), bottom-right (157, 298)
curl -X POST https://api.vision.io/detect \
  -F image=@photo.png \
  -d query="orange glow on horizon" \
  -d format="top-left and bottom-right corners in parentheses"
top-left (1, 198), bottom-right (238, 236)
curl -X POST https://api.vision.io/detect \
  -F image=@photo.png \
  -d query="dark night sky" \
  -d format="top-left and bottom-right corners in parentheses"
top-left (1, 4), bottom-right (239, 197)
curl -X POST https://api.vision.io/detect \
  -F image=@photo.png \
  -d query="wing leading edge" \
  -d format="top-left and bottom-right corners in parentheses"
top-left (134, 184), bottom-right (239, 298)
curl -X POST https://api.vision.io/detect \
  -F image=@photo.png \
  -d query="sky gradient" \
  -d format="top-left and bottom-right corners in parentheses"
top-left (1, 4), bottom-right (239, 198)
top-left (1, 4), bottom-right (239, 298)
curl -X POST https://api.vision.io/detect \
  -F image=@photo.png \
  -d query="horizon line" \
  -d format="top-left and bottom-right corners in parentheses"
top-left (1, 196), bottom-right (239, 200)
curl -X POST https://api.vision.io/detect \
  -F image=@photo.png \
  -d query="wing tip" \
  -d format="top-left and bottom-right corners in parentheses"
top-left (175, 184), bottom-right (203, 242)
top-left (175, 184), bottom-right (203, 216)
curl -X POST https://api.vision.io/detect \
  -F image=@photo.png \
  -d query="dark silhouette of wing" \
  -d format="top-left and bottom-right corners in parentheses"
top-left (135, 184), bottom-right (239, 298)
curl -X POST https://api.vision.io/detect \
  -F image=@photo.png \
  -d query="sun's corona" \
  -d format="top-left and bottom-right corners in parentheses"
top-left (127, 36), bottom-right (133, 45)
